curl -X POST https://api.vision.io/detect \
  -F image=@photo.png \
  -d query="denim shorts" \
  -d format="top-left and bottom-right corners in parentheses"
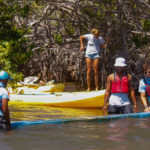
top-left (107, 104), bottom-right (133, 114)
top-left (85, 53), bottom-right (100, 60)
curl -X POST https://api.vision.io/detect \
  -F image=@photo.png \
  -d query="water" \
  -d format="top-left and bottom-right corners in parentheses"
top-left (0, 104), bottom-right (150, 150)
top-left (1, 82), bottom-right (150, 150)
top-left (9, 104), bottom-right (104, 121)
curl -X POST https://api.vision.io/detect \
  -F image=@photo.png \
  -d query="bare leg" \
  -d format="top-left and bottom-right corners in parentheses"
top-left (86, 58), bottom-right (92, 91)
top-left (93, 58), bottom-right (99, 91)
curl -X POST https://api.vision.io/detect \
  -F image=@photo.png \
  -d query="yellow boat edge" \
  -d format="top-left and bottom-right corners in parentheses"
top-left (9, 90), bottom-right (105, 108)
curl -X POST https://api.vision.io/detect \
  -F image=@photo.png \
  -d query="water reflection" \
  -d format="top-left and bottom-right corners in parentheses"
top-left (2, 104), bottom-right (150, 150)
top-left (9, 103), bottom-right (103, 121)
top-left (2, 84), bottom-right (150, 150)
top-left (105, 119), bottom-right (130, 143)
top-left (135, 118), bottom-right (150, 129)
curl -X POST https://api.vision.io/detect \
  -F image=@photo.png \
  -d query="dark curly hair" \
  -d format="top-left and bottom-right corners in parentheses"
top-left (142, 63), bottom-right (150, 73)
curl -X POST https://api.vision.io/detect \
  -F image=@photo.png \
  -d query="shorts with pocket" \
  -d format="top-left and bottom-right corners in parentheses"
top-left (107, 104), bottom-right (133, 114)
top-left (85, 53), bottom-right (100, 60)
top-left (0, 117), bottom-right (8, 130)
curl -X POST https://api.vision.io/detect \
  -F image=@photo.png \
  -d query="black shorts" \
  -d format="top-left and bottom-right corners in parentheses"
top-left (108, 104), bottom-right (133, 114)
top-left (0, 117), bottom-right (8, 130)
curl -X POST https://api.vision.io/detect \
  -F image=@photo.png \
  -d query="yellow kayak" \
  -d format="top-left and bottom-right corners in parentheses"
top-left (9, 90), bottom-right (105, 108)
top-left (8, 83), bottom-right (65, 94)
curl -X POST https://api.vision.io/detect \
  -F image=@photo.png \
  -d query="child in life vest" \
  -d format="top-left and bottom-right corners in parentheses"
top-left (139, 63), bottom-right (150, 112)
top-left (103, 57), bottom-right (138, 114)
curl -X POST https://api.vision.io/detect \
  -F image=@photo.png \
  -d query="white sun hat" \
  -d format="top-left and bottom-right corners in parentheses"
top-left (114, 57), bottom-right (127, 67)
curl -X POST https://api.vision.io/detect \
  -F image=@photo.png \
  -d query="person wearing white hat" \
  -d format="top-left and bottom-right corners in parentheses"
top-left (0, 71), bottom-right (12, 130)
top-left (103, 57), bottom-right (137, 114)
top-left (114, 57), bottom-right (127, 67)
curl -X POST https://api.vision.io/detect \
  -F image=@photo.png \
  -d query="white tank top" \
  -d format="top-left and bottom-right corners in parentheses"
top-left (109, 93), bottom-right (130, 106)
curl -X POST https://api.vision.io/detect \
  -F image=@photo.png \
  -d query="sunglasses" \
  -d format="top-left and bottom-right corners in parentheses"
top-left (144, 71), bottom-right (150, 74)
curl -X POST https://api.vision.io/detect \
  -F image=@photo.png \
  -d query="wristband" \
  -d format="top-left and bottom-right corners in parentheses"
top-left (145, 105), bottom-right (149, 108)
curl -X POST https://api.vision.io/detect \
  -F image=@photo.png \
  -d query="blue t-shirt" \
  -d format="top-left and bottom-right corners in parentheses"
top-left (84, 34), bottom-right (105, 55)
top-left (0, 82), bottom-right (9, 116)
top-left (139, 77), bottom-right (150, 102)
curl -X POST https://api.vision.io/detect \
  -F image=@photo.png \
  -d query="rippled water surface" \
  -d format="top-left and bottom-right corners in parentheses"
top-left (9, 104), bottom-right (104, 121)
top-left (0, 103), bottom-right (149, 150)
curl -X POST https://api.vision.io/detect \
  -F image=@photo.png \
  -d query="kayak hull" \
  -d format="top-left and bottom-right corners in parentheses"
top-left (9, 90), bottom-right (105, 108)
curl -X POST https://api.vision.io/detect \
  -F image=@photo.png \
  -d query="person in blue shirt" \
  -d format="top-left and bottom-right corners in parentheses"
top-left (139, 63), bottom-right (150, 112)
top-left (0, 71), bottom-right (12, 130)
top-left (80, 28), bottom-right (106, 91)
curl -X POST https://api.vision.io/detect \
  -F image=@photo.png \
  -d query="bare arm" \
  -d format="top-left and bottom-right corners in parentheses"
top-left (140, 92), bottom-right (150, 112)
top-left (101, 36), bottom-right (109, 49)
top-left (103, 75), bottom-right (112, 112)
top-left (128, 75), bottom-right (138, 112)
top-left (79, 35), bottom-right (85, 51)
top-left (2, 98), bottom-right (12, 129)
top-left (101, 43), bottom-right (106, 49)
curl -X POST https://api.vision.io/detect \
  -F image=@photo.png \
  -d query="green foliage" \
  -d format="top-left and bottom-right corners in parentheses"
top-left (0, 0), bottom-right (33, 82)
top-left (143, 20), bottom-right (150, 32)
top-left (66, 23), bottom-right (75, 36)
top-left (54, 34), bottom-right (63, 44)
top-left (34, 0), bottom-right (40, 4)
top-left (132, 35), bottom-right (150, 48)
top-left (20, 4), bottom-right (30, 18)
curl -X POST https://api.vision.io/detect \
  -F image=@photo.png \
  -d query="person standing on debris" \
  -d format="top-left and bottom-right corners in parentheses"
top-left (80, 28), bottom-right (106, 91)
top-left (0, 71), bottom-right (12, 130)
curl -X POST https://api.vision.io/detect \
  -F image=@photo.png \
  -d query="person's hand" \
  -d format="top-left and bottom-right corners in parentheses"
top-left (103, 105), bottom-right (107, 115)
top-left (144, 106), bottom-right (150, 112)
top-left (133, 104), bottom-right (138, 113)
top-left (6, 122), bottom-right (12, 130)
top-left (106, 37), bottom-right (110, 43)
top-left (7, 125), bottom-right (12, 130)
top-left (80, 46), bottom-right (85, 52)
